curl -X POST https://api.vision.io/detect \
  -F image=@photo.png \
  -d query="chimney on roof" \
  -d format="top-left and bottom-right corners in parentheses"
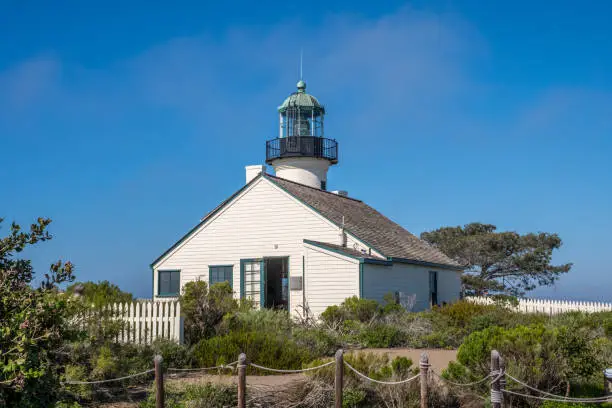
top-left (332, 190), bottom-right (348, 197)
top-left (245, 165), bottom-right (266, 184)
top-left (339, 215), bottom-right (347, 247)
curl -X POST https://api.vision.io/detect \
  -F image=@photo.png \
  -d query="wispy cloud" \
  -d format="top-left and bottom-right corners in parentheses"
top-left (0, 55), bottom-right (61, 111)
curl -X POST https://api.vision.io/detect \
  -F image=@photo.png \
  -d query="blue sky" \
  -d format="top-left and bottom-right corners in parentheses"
top-left (1, 1), bottom-right (611, 301)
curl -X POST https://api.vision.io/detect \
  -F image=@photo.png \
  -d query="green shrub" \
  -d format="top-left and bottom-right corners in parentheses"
top-left (62, 365), bottom-right (91, 401)
top-left (342, 388), bottom-right (367, 407)
top-left (179, 281), bottom-right (240, 345)
top-left (358, 324), bottom-right (403, 347)
top-left (293, 326), bottom-right (342, 356)
top-left (221, 308), bottom-right (294, 334)
top-left (66, 280), bottom-right (133, 307)
top-left (0, 218), bottom-right (80, 408)
top-left (445, 324), bottom-right (610, 406)
top-left (193, 330), bottom-right (315, 371)
top-left (150, 338), bottom-right (194, 368)
top-left (320, 304), bottom-right (347, 327)
top-left (140, 382), bottom-right (236, 408)
top-left (306, 352), bottom-right (415, 386)
top-left (341, 296), bottom-right (380, 322)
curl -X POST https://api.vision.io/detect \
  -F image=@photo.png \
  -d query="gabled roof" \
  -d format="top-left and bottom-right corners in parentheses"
top-left (266, 174), bottom-right (460, 268)
top-left (152, 172), bottom-right (461, 270)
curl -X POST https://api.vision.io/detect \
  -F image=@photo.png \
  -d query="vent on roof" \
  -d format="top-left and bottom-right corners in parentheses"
top-left (331, 190), bottom-right (348, 197)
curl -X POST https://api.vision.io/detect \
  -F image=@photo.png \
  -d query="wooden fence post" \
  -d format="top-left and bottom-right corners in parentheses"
top-left (335, 349), bottom-right (344, 408)
top-left (237, 353), bottom-right (247, 408)
top-left (491, 350), bottom-right (501, 408)
top-left (420, 352), bottom-right (429, 408)
top-left (154, 354), bottom-right (164, 408)
top-left (499, 355), bottom-right (506, 408)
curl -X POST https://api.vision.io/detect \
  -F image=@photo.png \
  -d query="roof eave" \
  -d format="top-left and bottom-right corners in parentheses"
top-left (303, 239), bottom-right (388, 264)
top-left (388, 257), bottom-right (463, 271)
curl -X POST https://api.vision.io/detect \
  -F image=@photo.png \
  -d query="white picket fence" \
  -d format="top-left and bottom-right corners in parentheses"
top-left (94, 299), bottom-right (184, 344)
top-left (468, 296), bottom-right (612, 315)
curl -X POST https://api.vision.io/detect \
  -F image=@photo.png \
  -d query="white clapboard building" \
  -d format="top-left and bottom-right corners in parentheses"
top-left (151, 80), bottom-right (463, 316)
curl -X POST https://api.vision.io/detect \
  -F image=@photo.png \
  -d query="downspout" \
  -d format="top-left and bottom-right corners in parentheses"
top-left (359, 261), bottom-right (364, 298)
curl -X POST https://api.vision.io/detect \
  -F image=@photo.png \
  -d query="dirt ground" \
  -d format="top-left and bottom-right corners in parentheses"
top-left (94, 348), bottom-right (458, 407)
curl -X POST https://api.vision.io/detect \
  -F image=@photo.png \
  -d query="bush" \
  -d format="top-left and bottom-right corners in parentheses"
top-left (293, 326), bottom-right (342, 356)
top-left (140, 382), bottom-right (236, 408)
top-left (179, 280), bottom-right (240, 345)
top-left (193, 330), bottom-right (315, 371)
top-left (444, 324), bottom-right (610, 407)
top-left (220, 308), bottom-right (294, 334)
top-left (342, 388), bottom-right (367, 407)
top-left (66, 280), bottom-right (133, 307)
top-left (0, 218), bottom-right (80, 408)
top-left (358, 324), bottom-right (404, 348)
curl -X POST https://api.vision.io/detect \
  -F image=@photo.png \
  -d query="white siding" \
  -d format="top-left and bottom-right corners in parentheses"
top-left (304, 244), bottom-right (360, 317)
top-left (362, 263), bottom-right (461, 311)
top-left (153, 177), bottom-right (366, 313)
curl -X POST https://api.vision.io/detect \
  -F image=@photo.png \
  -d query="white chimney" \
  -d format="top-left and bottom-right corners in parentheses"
top-left (339, 215), bottom-right (347, 247)
top-left (245, 165), bottom-right (266, 184)
top-left (332, 190), bottom-right (348, 197)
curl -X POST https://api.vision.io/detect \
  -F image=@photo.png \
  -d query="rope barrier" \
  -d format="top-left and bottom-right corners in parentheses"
top-left (502, 388), bottom-right (612, 403)
top-left (344, 361), bottom-right (420, 385)
top-left (489, 369), bottom-right (504, 385)
top-left (490, 389), bottom-right (503, 404)
top-left (431, 371), bottom-right (492, 387)
top-left (167, 360), bottom-right (239, 373)
top-left (62, 369), bottom-right (155, 385)
top-left (505, 373), bottom-right (612, 402)
top-left (249, 360), bottom-right (335, 373)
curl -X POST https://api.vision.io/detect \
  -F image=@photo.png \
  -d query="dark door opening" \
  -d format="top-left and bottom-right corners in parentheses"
top-left (264, 257), bottom-right (289, 310)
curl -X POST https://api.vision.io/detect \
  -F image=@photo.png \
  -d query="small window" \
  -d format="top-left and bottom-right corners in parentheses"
top-left (158, 270), bottom-right (180, 296)
top-left (321, 180), bottom-right (327, 190)
top-left (429, 271), bottom-right (438, 307)
top-left (209, 265), bottom-right (233, 288)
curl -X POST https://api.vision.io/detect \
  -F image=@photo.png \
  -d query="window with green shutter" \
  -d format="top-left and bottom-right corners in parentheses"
top-left (158, 270), bottom-right (180, 296)
top-left (209, 265), bottom-right (233, 288)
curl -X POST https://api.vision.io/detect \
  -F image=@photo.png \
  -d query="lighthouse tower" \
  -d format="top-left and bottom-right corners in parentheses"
top-left (265, 80), bottom-right (338, 190)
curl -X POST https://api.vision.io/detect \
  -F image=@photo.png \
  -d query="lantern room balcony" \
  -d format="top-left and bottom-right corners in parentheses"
top-left (266, 136), bottom-right (338, 164)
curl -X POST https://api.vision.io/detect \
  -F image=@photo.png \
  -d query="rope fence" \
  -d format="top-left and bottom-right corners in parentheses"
top-left (249, 360), bottom-right (334, 374)
top-left (431, 370), bottom-right (493, 387)
top-left (59, 349), bottom-right (612, 407)
top-left (344, 361), bottom-right (420, 385)
top-left (62, 369), bottom-right (155, 385)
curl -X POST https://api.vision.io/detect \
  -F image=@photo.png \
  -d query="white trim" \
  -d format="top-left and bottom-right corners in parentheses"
top-left (303, 241), bottom-right (361, 264)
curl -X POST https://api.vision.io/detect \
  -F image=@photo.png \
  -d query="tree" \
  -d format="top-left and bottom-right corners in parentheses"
top-left (66, 280), bottom-right (133, 307)
top-left (421, 223), bottom-right (572, 296)
top-left (0, 218), bottom-right (79, 407)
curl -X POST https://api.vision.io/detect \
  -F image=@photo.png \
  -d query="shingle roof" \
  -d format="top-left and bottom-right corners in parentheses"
top-left (267, 174), bottom-right (460, 268)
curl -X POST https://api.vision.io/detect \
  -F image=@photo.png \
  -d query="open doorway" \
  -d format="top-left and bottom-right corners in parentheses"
top-left (264, 257), bottom-right (289, 310)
